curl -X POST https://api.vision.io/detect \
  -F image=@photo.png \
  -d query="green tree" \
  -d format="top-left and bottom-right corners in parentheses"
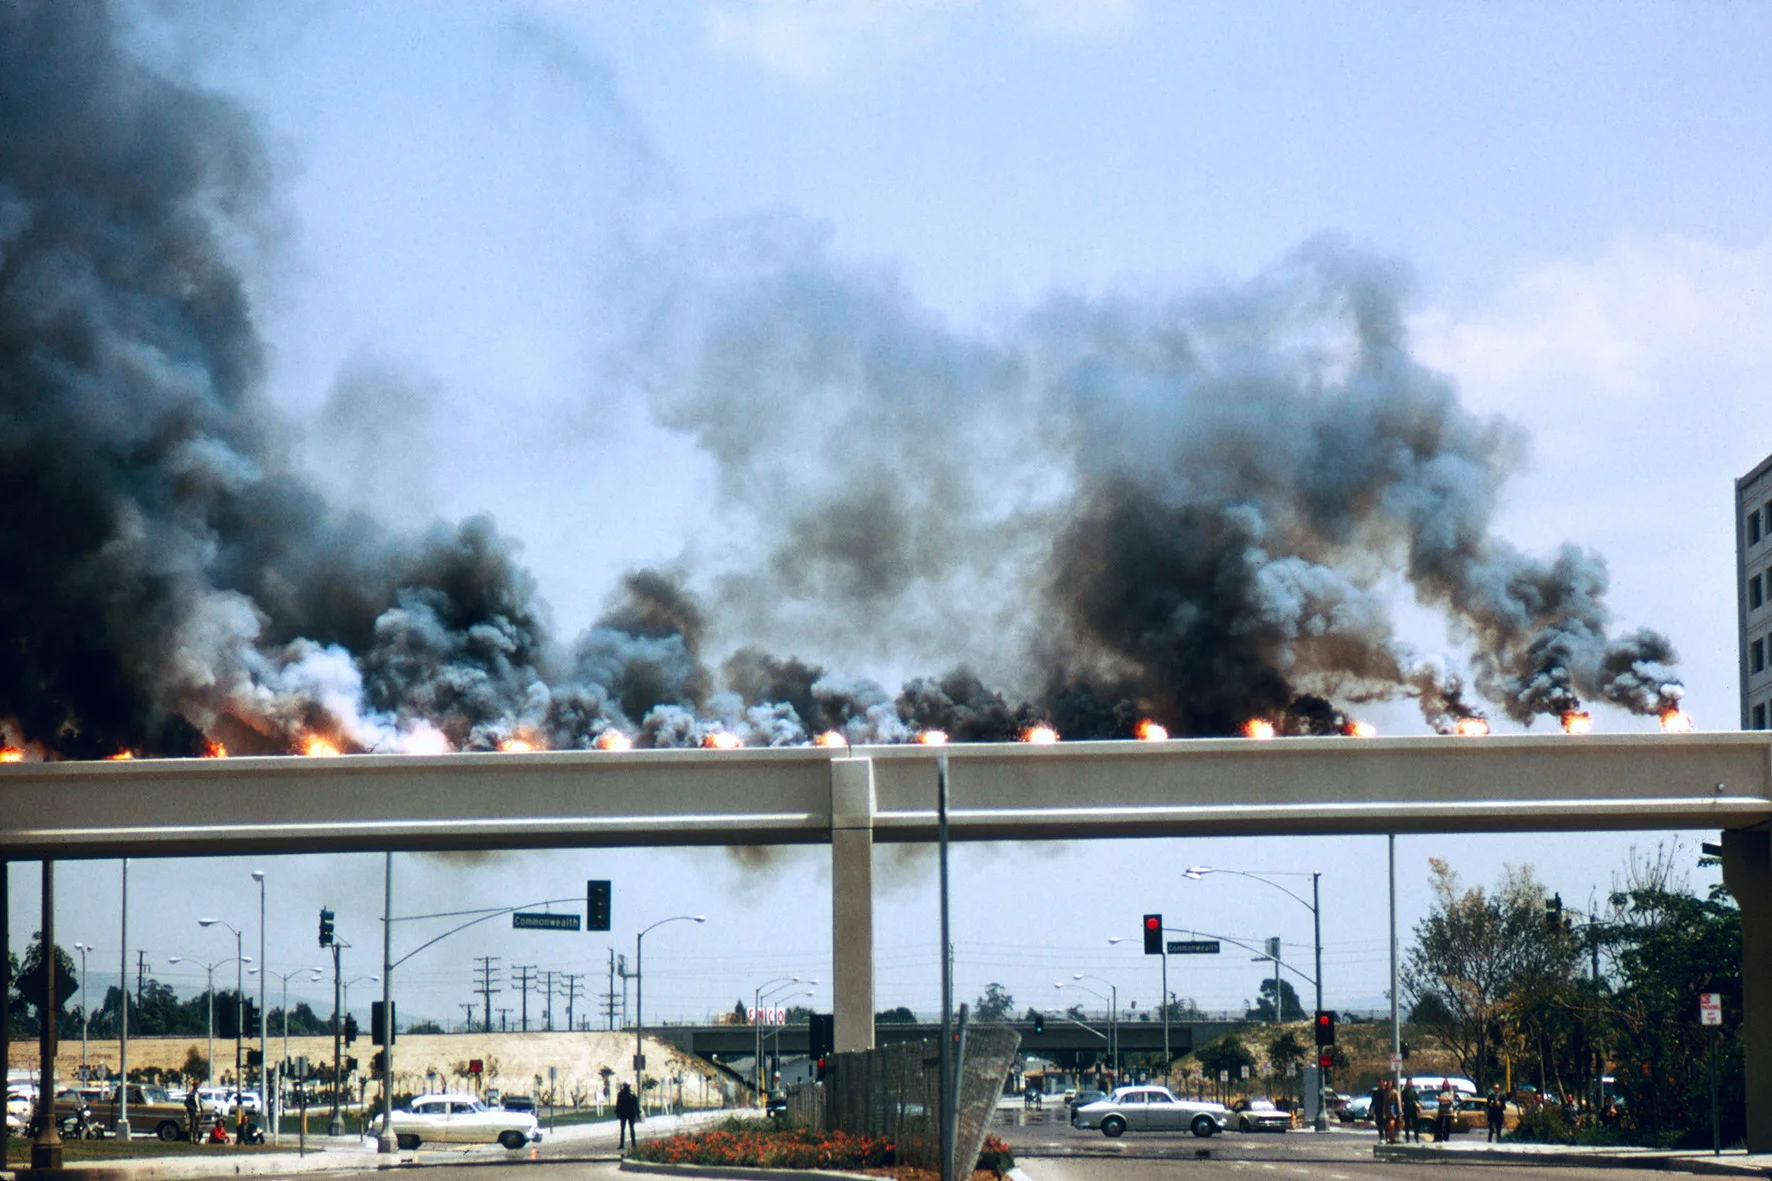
top-left (875, 1006), bottom-right (917, 1023)
top-left (1265, 1027), bottom-right (1305, 1073)
top-left (732, 998), bottom-right (749, 1024)
top-left (1595, 850), bottom-right (1744, 1146)
top-left (974, 982), bottom-right (1015, 1022)
top-left (181, 1046), bottom-right (209, 1084)
top-left (1402, 860), bottom-right (1579, 1088)
top-left (1253, 978), bottom-right (1305, 1022)
top-left (1196, 1034), bottom-right (1255, 1080)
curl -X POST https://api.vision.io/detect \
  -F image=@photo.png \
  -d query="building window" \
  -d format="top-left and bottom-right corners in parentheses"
top-left (1754, 638), bottom-right (1765, 673)
top-left (1753, 575), bottom-right (1765, 610)
top-left (1754, 510), bottom-right (1765, 546)
top-left (1756, 703), bottom-right (1768, 730)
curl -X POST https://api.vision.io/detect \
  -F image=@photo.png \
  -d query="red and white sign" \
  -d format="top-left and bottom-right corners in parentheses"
top-left (747, 1006), bottom-right (788, 1026)
top-left (1699, 993), bottom-right (1723, 1026)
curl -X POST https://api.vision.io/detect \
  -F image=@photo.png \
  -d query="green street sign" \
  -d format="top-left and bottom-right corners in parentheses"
top-left (513, 912), bottom-right (581, 931)
top-left (1166, 940), bottom-right (1221, 954)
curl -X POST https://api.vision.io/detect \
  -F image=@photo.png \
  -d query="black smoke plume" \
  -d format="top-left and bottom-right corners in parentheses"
top-left (0, 2), bottom-right (1682, 761)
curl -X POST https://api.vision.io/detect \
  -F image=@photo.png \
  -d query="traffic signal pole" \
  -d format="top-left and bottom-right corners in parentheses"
top-left (329, 940), bottom-right (343, 1136)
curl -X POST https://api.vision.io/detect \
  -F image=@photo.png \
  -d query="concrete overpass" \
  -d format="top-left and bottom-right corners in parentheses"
top-left (655, 1019), bottom-right (1242, 1059)
top-left (3, 732), bottom-right (1770, 1146)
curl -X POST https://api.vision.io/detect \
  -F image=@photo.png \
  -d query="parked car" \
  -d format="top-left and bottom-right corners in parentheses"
top-left (1066, 1089), bottom-right (1109, 1113)
top-left (1228, 1097), bottom-right (1291, 1132)
top-left (500, 1095), bottom-right (536, 1114)
top-left (195, 1086), bottom-right (237, 1116)
top-left (372, 1093), bottom-right (542, 1150)
top-left (1336, 1095), bottom-right (1372, 1124)
top-left (1072, 1086), bottom-right (1228, 1138)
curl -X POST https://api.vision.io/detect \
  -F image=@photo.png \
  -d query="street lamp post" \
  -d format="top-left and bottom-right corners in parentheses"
top-left (635, 916), bottom-right (705, 1114)
top-left (72, 942), bottom-right (91, 1081)
top-left (252, 871), bottom-right (266, 1133)
top-left (167, 955), bottom-right (245, 1089)
top-left (250, 965), bottom-right (323, 1141)
top-left (1108, 933), bottom-right (1170, 1072)
top-left (1185, 867), bottom-right (1324, 1128)
top-left (198, 918), bottom-right (249, 1145)
top-left (1055, 980), bottom-right (1118, 1082)
top-left (751, 976), bottom-right (813, 1103)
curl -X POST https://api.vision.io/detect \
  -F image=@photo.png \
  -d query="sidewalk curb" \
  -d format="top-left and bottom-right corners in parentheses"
top-left (1375, 1144), bottom-right (1772, 1177)
top-left (618, 1161), bottom-right (875, 1181)
top-left (0, 1152), bottom-right (419, 1181)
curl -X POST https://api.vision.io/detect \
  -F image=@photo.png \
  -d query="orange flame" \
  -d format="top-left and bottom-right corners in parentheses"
top-left (203, 740), bottom-right (229, 758)
top-left (303, 735), bottom-right (342, 758)
top-left (1135, 720), bottom-right (1168, 742)
top-left (1022, 725), bottom-right (1059, 745)
top-left (916, 730), bottom-right (949, 746)
top-left (814, 730), bottom-right (847, 748)
top-left (1659, 709), bottom-right (1693, 733)
top-left (594, 730), bottom-right (633, 752)
top-left (106, 750), bottom-right (135, 761)
top-left (1561, 712), bottom-right (1592, 735)
top-left (499, 738), bottom-right (536, 753)
top-left (0, 747), bottom-right (24, 764)
top-left (1243, 719), bottom-right (1276, 741)
top-left (702, 731), bottom-right (742, 750)
top-left (1344, 721), bottom-right (1377, 738)
top-left (1453, 718), bottom-right (1490, 737)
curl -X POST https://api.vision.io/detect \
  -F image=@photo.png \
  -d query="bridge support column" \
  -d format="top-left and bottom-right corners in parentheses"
top-left (831, 757), bottom-right (876, 1053)
top-left (1722, 827), bottom-right (1772, 1151)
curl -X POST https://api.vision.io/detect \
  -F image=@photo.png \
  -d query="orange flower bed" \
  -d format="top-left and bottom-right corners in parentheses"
top-left (630, 1125), bottom-right (896, 1170)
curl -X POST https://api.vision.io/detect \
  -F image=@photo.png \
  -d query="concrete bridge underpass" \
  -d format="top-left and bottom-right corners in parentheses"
top-left (3, 732), bottom-right (1770, 1147)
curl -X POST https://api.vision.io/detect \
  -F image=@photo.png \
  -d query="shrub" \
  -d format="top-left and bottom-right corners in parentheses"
top-left (1506, 1104), bottom-right (1575, 1144)
top-left (977, 1135), bottom-right (1015, 1176)
top-left (630, 1124), bottom-right (894, 1170)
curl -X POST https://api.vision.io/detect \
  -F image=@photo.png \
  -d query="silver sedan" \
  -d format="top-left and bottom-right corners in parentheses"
top-left (1072, 1086), bottom-right (1229, 1138)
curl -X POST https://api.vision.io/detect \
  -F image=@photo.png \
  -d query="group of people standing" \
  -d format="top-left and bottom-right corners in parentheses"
top-left (1368, 1079), bottom-right (1508, 1143)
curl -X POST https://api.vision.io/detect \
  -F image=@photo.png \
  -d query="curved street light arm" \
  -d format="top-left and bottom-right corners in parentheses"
top-left (1183, 868), bottom-right (1316, 914)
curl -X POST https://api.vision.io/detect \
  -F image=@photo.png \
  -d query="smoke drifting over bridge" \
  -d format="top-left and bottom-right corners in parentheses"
top-left (0, 2), bottom-right (1681, 762)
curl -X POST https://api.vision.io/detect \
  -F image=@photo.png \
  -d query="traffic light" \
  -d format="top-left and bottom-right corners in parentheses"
top-left (344, 1014), bottom-right (359, 1047)
top-left (1032, 1012), bottom-right (1044, 1034)
top-left (1318, 1052), bottom-right (1333, 1069)
top-left (371, 1000), bottom-right (395, 1046)
top-left (808, 1013), bottom-right (835, 1061)
top-left (245, 1000), bottom-right (261, 1038)
top-left (247, 1050), bottom-right (264, 1067)
top-left (587, 879), bottom-right (612, 932)
top-left (815, 1056), bottom-right (827, 1082)
top-left (345, 1057), bottom-right (359, 1074)
top-left (1314, 1010), bottom-right (1336, 1046)
top-left (319, 908), bottom-right (335, 947)
top-left (370, 1051), bottom-right (385, 1074)
top-left (1143, 914), bottom-right (1163, 954)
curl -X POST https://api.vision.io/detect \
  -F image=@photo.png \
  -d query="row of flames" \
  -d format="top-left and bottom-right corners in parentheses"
top-left (0, 708), bottom-right (1696, 764)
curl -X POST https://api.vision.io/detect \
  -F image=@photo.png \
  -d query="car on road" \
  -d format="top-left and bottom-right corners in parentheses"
top-left (1228, 1097), bottom-right (1292, 1132)
top-left (372, 1093), bottom-right (542, 1150)
top-left (1066, 1089), bottom-right (1108, 1113)
top-left (1072, 1086), bottom-right (1228, 1138)
top-left (500, 1095), bottom-right (536, 1113)
top-left (1336, 1094), bottom-right (1372, 1124)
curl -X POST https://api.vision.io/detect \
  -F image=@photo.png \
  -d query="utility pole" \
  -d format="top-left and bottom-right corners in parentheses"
top-left (329, 939), bottom-right (345, 1136)
top-left (606, 950), bottom-right (618, 1031)
top-left (512, 965), bottom-right (535, 1032)
top-left (136, 950), bottom-right (150, 1011)
top-left (460, 1003), bottom-right (476, 1028)
top-left (541, 969), bottom-right (555, 1031)
top-left (616, 954), bottom-right (634, 1029)
top-left (473, 956), bottom-right (501, 1033)
top-left (562, 973), bottom-right (585, 1031)
top-left (496, 1007), bottom-right (512, 1032)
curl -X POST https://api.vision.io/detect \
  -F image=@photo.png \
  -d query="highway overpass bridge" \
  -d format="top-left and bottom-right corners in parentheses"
top-left (654, 1019), bottom-right (1245, 1059)
top-left (4, 732), bottom-right (1771, 1147)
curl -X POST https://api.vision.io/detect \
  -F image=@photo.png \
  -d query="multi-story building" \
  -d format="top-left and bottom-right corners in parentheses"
top-left (1739, 454), bottom-right (1772, 728)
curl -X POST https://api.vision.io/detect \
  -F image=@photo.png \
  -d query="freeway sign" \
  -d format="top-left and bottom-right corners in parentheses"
top-left (513, 911), bottom-right (581, 931)
top-left (1167, 940), bottom-right (1221, 954)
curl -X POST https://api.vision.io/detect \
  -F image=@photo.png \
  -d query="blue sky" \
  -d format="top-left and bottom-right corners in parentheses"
top-left (10, 0), bottom-right (1772, 1029)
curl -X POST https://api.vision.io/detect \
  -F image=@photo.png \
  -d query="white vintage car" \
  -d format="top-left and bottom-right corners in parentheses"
top-left (1072, 1085), bottom-right (1229, 1138)
top-left (373, 1093), bottom-right (541, 1150)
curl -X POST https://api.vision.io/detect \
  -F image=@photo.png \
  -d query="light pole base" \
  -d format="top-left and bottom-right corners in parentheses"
top-left (327, 1116), bottom-right (344, 1137)
top-left (378, 1131), bottom-right (398, 1154)
top-left (114, 1119), bottom-right (131, 1141)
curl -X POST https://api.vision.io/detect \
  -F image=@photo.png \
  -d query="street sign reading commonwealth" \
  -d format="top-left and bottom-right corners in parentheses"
top-left (513, 911), bottom-right (581, 931)
top-left (1167, 940), bottom-right (1221, 954)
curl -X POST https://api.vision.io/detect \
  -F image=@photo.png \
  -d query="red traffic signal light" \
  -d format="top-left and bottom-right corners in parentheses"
top-left (1314, 1010), bottom-right (1336, 1046)
top-left (1318, 1052), bottom-right (1333, 1069)
top-left (1143, 914), bottom-right (1163, 955)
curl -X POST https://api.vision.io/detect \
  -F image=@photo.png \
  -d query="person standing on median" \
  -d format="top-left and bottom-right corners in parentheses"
top-left (1486, 1085), bottom-right (1506, 1141)
top-left (615, 1082), bottom-right (640, 1152)
top-left (1400, 1080), bottom-right (1421, 1143)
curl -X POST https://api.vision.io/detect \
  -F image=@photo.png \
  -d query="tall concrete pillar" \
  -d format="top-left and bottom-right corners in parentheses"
top-left (830, 757), bottom-right (876, 1053)
top-left (1722, 828), bottom-right (1772, 1151)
